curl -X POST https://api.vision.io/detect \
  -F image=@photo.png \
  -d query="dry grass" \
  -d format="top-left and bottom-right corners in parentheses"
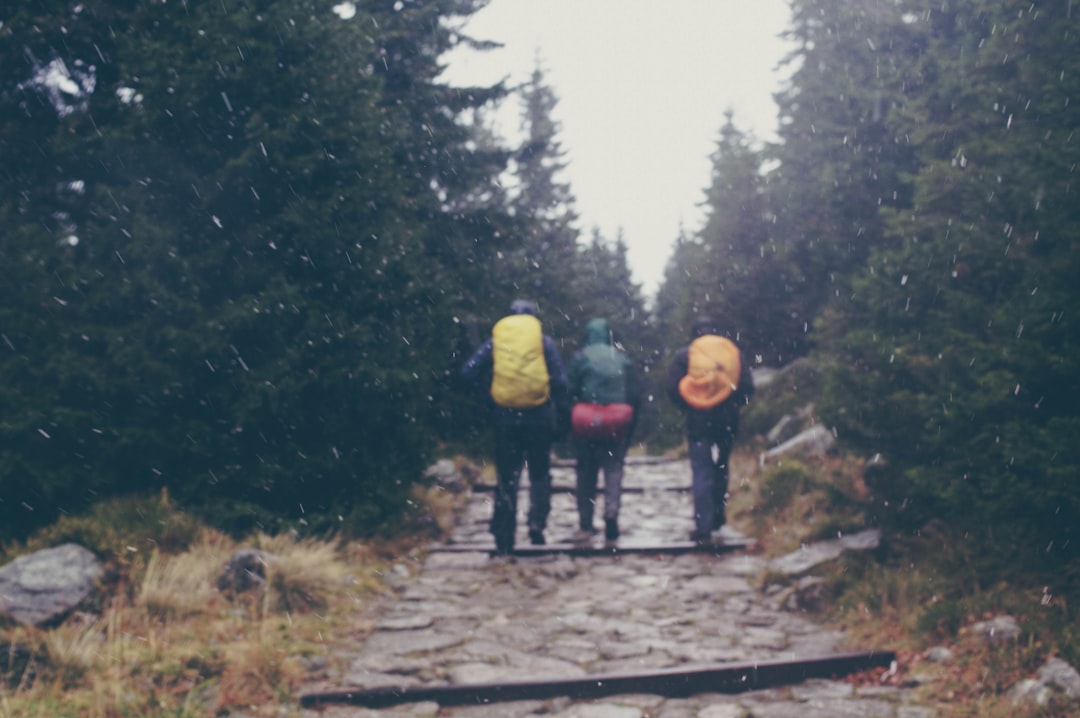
top-left (0, 522), bottom-right (393, 717)
top-left (729, 445), bottom-right (1080, 717)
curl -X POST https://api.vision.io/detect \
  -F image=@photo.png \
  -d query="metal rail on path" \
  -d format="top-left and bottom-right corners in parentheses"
top-left (427, 538), bottom-right (755, 557)
top-left (299, 650), bottom-right (896, 709)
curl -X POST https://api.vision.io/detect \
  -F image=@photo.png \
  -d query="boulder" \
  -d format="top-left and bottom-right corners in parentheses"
top-left (1038, 656), bottom-right (1080, 698)
top-left (970, 615), bottom-right (1021, 643)
top-left (425, 459), bottom-right (467, 492)
top-left (1009, 657), bottom-right (1080, 707)
top-left (216, 548), bottom-right (272, 594)
top-left (767, 529), bottom-right (882, 576)
top-left (0, 543), bottom-right (104, 626)
top-left (761, 424), bottom-right (835, 464)
top-left (765, 404), bottom-right (816, 447)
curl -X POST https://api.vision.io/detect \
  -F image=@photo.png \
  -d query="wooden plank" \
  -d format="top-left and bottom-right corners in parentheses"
top-left (299, 650), bottom-right (896, 709)
top-left (471, 483), bottom-right (689, 494)
top-left (551, 456), bottom-right (681, 468)
top-left (428, 538), bottom-right (755, 557)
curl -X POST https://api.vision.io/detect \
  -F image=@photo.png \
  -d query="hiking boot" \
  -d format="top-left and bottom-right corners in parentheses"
top-left (604, 518), bottom-right (619, 542)
top-left (570, 527), bottom-right (597, 543)
top-left (690, 530), bottom-right (712, 545)
top-left (528, 529), bottom-right (546, 546)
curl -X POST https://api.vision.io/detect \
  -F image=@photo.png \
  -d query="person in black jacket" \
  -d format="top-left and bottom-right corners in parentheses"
top-left (666, 315), bottom-right (754, 543)
top-left (460, 300), bottom-right (570, 555)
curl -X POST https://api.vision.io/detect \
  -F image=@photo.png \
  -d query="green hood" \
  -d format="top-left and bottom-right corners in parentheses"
top-left (583, 318), bottom-right (611, 346)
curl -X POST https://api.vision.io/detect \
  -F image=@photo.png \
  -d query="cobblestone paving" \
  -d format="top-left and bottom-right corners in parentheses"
top-left (304, 458), bottom-right (936, 718)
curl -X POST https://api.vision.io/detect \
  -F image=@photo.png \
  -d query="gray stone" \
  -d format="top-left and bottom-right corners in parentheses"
top-left (0, 543), bottom-right (104, 625)
top-left (925, 646), bottom-right (953, 663)
top-left (1037, 656), bottom-right (1080, 697)
top-left (783, 576), bottom-right (828, 612)
top-left (751, 366), bottom-right (781, 389)
top-left (216, 548), bottom-right (271, 594)
top-left (1009, 677), bottom-right (1051, 706)
top-left (551, 703), bottom-right (643, 717)
top-left (682, 575), bottom-right (752, 595)
top-left (766, 414), bottom-right (803, 447)
top-left (381, 615), bottom-right (435, 630)
top-left (896, 706), bottom-right (936, 718)
top-left (789, 679), bottom-right (853, 700)
top-left (970, 615), bottom-right (1020, 642)
top-left (767, 529), bottom-right (881, 576)
top-left (697, 704), bottom-right (746, 718)
top-left (762, 424), bottom-right (835, 463)
top-left (361, 630), bottom-right (465, 656)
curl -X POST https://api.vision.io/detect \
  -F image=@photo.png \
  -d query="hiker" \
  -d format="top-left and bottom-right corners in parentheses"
top-left (666, 315), bottom-right (754, 543)
top-left (460, 299), bottom-right (570, 555)
top-left (567, 318), bottom-right (641, 543)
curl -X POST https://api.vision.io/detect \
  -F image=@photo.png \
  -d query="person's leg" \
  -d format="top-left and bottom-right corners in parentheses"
top-left (687, 438), bottom-right (715, 539)
top-left (712, 436), bottom-right (733, 528)
top-left (524, 424), bottom-right (553, 544)
top-left (491, 425), bottom-right (524, 553)
top-left (574, 438), bottom-right (600, 531)
top-left (601, 440), bottom-right (627, 540)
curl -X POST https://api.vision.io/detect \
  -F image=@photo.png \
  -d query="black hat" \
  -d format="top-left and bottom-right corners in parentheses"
top-left (690, 315), bottom-right (720, 339)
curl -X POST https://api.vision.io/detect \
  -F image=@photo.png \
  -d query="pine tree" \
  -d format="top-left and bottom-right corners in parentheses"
top-left (504, 63), bottom-right (582, 343)
top-left (816, 0), bottom-right (1080, 563)
top-left (0, 0), bottom-right (513, 539)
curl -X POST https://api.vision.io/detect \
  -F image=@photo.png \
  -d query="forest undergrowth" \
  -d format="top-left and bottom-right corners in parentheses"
top-left (728, 447), bottom-right (1079, 718)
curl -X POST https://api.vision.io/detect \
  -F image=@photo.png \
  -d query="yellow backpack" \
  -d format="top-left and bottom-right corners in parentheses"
top-left (490, 314), bottom-right (550, 408)
top-left (678, 335), bottom-right (741, 409)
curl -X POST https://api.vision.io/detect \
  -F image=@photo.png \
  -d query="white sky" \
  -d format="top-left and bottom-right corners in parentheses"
top-left (442, 0), bottom-right (795, 297)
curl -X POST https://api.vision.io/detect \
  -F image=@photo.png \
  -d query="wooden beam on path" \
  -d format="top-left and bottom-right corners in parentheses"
top-left (427, 538), bottom-right (754, 557)
top-left (551, 455), bottom-right (681, 468)
top-left (299, 650), bottom-right (896, 709)
top-left (471, 483), bottom-right (689, 494)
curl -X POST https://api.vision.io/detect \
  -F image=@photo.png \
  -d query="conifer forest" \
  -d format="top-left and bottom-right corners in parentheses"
top-left (1, 0), bottom-right (1076, 576)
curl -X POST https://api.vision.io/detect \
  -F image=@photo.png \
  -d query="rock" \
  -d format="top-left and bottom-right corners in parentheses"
top-left (766, 405), bottom-right (815, 447)
top-left (751, 366), bottom-right (782, 389)
top-left (699, 705), bottom-right (747, 718)
top-left (216, 548), bottom-right (272, 594)
top-left (425, 459), bottom-right (465, 491)
top-left (924, 646), bottom-right (954, 663)
top-left (766, 414), bottom-right (802, 447)
top-left (1037, 656), bottom-right (1080, 698)
top-left (767, 529), bottom-right (882, 576)
top-left (0, 543), bottom-right (104, 626)
top-left (761, 424), bottom-right (835, 464)
top-left (788, 576), bottom-right (828, 612)
top-left (970, 615), bottom-right (1020, 643)
top-left (1010, 678), bottom-right (1051, 706)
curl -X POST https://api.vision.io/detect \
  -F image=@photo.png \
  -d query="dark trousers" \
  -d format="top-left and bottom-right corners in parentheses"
top-left (688, 436), bottom-right (733, 536)
top-left (573, 438), bottom-right (627, 529)
top-left (491, 424), bottom-right (553, 550)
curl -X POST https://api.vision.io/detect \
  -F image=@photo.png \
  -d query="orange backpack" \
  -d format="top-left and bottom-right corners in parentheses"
top-left (678, 335), bottom-right (741, 409)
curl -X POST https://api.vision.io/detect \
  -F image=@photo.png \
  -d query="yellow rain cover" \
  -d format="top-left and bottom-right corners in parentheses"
top-left (678, 335), bottom-right (741, 409)
top-left (490, 314), bottom-right (550, 408)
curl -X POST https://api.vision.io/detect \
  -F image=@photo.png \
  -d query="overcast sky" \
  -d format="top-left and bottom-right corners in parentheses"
top-left (441, 0), bottom-right (796, 297)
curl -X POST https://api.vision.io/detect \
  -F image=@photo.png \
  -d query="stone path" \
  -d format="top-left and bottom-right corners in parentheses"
top-left (303, 458), bottom-right (935, 718)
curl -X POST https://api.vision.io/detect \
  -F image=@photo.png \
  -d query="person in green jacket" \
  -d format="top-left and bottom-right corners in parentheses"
top-left (567, 318), bottom-right (641, 542)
